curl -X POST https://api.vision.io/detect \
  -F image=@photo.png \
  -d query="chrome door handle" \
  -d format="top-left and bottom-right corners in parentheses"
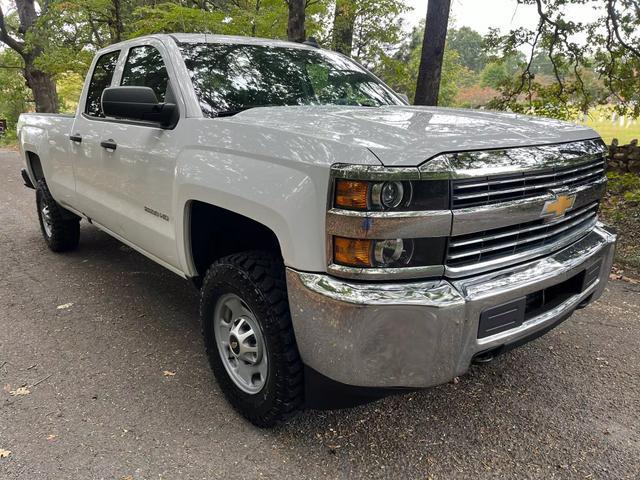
top-left (100, 139), bottom-right (117, 150)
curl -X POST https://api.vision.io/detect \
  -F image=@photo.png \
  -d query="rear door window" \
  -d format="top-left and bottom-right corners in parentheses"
top-left (120, 45), bottom-right (169, 102)
top-left (85, 50), bottom-right (120, 117)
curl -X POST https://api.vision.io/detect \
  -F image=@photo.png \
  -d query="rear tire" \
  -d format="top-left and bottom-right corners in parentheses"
top-left (36, 179), bottom-right (80, 252)
top-left (200, 251), bottom-right (304, 427)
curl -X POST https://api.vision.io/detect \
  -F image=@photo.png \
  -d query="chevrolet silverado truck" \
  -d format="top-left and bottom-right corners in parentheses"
top-left (18, 34), bottom-right (616, 427)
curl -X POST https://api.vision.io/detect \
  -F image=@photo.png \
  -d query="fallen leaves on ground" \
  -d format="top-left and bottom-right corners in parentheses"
top-left (56, 303), bottom-right (74, 310)
top-left (610, 267), bottom-right (640, 284)
top-left (163, 370), bottom-right (176, 377)
top-left (9, 387), bottom-right (30, 396)
top-left (0, 449), bottom-right (11, 458)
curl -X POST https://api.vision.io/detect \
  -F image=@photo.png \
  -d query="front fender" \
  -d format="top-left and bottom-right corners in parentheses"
top-left (174, 147), bottom-right (332, 275)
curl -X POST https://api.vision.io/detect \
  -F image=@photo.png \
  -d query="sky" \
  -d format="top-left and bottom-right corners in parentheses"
top-left (402, 0), bottom-right (603, 36)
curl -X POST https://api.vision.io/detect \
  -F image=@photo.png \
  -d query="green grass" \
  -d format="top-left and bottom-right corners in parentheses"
top-left (579, 116), bottom-right (640, 144)
top-left (0, 136), bottom-right (17, 148)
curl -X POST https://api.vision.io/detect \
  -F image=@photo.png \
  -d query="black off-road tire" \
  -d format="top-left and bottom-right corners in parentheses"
top-left (35, 179), bottom-right (80, 252)
top-left (200, 251), bottom-right (304, 427)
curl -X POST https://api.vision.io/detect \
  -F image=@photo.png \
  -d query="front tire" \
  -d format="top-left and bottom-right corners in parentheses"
top-left (35, 179), bottom-right (80, 252)
top-left (200, 251), bottom-right (304, 427)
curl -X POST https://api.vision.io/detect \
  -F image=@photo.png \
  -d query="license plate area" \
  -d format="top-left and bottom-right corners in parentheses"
top-left (477, 260), bottom-right (602, 339)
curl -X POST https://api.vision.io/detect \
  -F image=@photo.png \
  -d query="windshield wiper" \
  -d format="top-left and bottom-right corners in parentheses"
top-left (216, 108), bottom-right (253, 117)
top-left (216, 104), bottom-right (280, 117)
top-left (215, 103), bottom-right (379, 117)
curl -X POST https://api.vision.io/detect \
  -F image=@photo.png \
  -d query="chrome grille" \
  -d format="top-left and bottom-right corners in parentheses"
top-left (446, 201), bottom-right (599, 267)
top-left (451, 157), bottom-right (606, 209)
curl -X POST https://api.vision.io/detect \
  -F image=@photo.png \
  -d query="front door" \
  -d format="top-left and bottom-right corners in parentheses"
top-left (73, 41), bottom-right (182, 270)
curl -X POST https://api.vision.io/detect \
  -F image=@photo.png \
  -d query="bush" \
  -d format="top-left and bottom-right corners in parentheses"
top-left (602, 172), bottom-right (640, 271)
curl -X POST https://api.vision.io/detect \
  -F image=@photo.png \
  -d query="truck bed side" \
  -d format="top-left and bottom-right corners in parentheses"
top-left (18, 113), bottom-right (76, 208)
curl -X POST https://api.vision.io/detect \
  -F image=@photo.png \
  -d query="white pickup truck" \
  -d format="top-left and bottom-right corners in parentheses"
top-left (18, 34), bottom-right (616, 427)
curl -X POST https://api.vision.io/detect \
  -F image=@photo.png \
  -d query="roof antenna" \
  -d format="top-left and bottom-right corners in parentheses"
top-left (303, 37), bottom-right (320, 48)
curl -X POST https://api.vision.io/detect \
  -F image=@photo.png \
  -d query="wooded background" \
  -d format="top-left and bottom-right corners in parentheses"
top-left (0, 0), bottom-right (638, 124)
top-left (0, 0), bottom-right (638, 270)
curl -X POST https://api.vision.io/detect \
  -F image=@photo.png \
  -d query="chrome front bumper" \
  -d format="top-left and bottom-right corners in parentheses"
top-left (286, 225), bottom-right (616, 389)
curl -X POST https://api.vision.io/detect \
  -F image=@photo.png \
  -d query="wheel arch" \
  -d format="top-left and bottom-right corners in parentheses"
top-left (25, 151), bottom-right (45, 183)
top-left (183, 199), bottom-right (286, 284)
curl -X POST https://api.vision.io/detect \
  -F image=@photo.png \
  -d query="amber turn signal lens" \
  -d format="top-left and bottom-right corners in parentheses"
top-left (333, 237), bottom-right (372, 267)
top-left (334, 180), bottom-right (369, 209)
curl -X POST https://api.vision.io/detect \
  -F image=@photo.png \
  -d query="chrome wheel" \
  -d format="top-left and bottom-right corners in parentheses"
top-left (40, 204), bottom-right (53, 238)
top-left (213, 293), bottom-right (268, 394)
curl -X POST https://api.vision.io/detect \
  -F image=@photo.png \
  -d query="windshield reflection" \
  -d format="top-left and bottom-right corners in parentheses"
top-left (179, 43), bottom-right (402, 117)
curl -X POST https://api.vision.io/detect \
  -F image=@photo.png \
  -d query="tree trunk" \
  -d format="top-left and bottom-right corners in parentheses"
top-left (332, 0), bottom-right (355, 55)
top-left (414, 0), bottom-right (451, 106)
top-left (251, 0), bottom-right (261, 36)
top-left (110, 0), bottom-right (124, 43)
top-left (24, 64), bottom-right (59, 113)
top-left (0, 0), bottom-right (59, 113)
top-left (287, 0), bottom-right (306, 43)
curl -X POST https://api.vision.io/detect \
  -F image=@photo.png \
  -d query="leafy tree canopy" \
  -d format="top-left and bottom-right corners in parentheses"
top-left (486, 0), bottom-right (640, 118)
top-left (0, 49), bottom-right (30, 140)
top-left (447, 26), bottom-right (487, 72)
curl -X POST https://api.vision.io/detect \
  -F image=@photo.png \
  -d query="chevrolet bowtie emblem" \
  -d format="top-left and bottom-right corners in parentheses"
top-left (541, 194), bottom-right (576, 218)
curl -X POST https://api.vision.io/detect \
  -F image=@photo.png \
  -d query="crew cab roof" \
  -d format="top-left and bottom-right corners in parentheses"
top-left (167, 33), bottom-right (319, 51)
top-left (95, 33), bottom-right (320, 54)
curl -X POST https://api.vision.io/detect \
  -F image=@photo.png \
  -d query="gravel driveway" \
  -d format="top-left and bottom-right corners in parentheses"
top-left (0, 148), bottom-right (638, 479)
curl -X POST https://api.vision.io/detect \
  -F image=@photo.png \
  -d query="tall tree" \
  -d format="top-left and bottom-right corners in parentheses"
top-left (379, 20), bottom-right (466, 106)
top-left (109, 0), bottom-right (125, 43)
top-left (332, 0), bottom-right (355, 54)
top-left (330, 0), bottom-right (407, 61)
top-left (0, 0), bottom-right (59, 112)
top-left (447, 26), bottom-right (487, 72)
top-left (414, 0), bottom-right (451, 106)
top-left (132, 0), bottom-right (297, 39)
top-left (286, 0), bottom-right (305, 42)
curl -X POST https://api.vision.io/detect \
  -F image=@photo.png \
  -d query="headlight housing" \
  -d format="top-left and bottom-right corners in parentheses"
top-left (334, 237), bottom-right (414, 268)
top-left (327, 164), bottom-right (450, 280)
top-left (333, 178), bottom-right (447, 211)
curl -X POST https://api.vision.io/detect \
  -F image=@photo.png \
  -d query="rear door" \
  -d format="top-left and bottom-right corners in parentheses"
top-left (72, 40), bottom-right (183, 271)
top-left (70, 49), bottom-right (121, 218)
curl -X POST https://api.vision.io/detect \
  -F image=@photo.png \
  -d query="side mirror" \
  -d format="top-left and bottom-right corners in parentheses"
top-left (101, 86), bottom-right (177, 127)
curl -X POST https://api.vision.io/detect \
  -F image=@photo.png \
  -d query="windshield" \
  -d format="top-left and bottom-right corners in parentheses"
top-left (179, 42), bottom-right (403, 117)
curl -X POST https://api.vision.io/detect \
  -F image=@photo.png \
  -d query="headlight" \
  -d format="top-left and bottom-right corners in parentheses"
top-left (328, 164), bottom-right (450, 279)
top-left (332, 236), bottom-right (444, 269)
top-left (334, 179), bottom-right (412, 211)
top-left (332, 177), bottom-right (447, 211)
top-left (374, 238), bottom-right (412, 266)
top-left (334, 237), bottom-right (413, 268)
top-left (371, 181), bottom-right (407, 209)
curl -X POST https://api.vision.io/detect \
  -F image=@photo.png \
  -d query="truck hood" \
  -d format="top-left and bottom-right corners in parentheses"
top-left (230, 105), bottom-right (600, 167)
